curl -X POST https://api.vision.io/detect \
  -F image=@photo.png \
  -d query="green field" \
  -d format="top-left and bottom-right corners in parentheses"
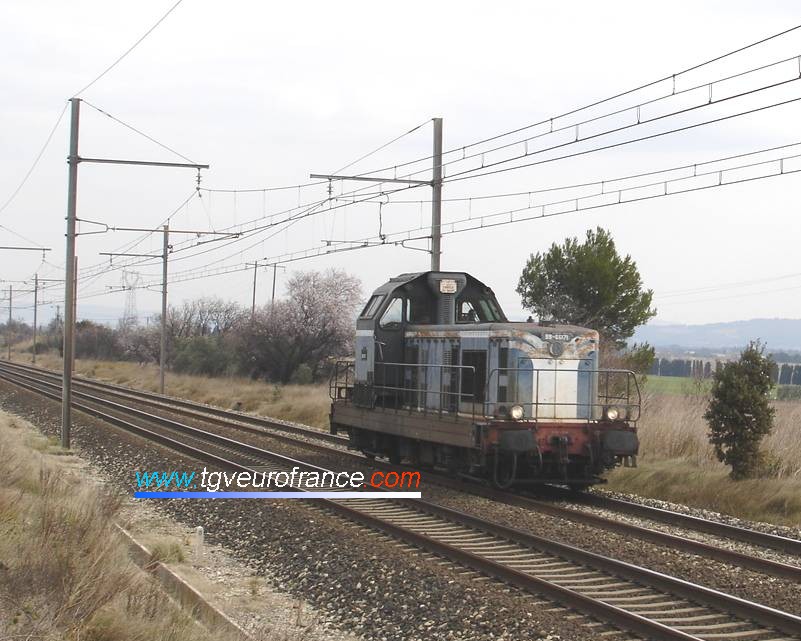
top-left (644, 375), bottom-right (711, 396)
top-left (645, 375), bottom-right (800, 400)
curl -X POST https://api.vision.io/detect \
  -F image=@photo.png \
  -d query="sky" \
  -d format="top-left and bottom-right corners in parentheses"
top-left (2, 0), bottom-right (801, 327)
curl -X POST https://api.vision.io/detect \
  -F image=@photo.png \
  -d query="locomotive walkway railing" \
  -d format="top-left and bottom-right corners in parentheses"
top-left (331, 360), bottom-right (478, 421)
top-left (483, 367), bottom-right (641, 422)
top-left (331, 361), bottom-right (640, 423)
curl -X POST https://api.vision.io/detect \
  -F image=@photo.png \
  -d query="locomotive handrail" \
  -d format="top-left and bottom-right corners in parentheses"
top-left (373, 361), bottom-right (478, 419)
top-left (330, 360), bottom-right (478, 418)
top-left (332, 359), bottom-right (641, 423)
top-left (329, 360), bottom-right (356, 401)
top-left (484, 366), bottom-right (641, 422)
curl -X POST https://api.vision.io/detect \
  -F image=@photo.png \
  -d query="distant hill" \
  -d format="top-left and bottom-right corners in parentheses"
top-left (633, 318), bottom-right (801, 351)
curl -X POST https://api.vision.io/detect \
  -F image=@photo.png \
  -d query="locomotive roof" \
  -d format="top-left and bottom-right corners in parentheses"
top-left (373, 271), bottom-right (495, 294)
top-left (359, 270), bottom-right (598, 338)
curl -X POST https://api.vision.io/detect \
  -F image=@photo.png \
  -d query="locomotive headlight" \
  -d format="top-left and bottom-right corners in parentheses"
top-left (509, 405), bottom-right (525, 421)
top-left (604, 406), bottom-right (620, 421)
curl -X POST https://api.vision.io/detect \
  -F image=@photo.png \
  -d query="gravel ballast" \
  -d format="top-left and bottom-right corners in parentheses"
top-left (0, 380), bottom-right (620, 641)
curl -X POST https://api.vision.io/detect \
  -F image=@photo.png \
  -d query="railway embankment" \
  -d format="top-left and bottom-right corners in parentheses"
top-left (22, 353), bottom-right (801, 528)
top-left (0, 378), bottom-right (589, 641)
top-left (0, 407), bottom-right (357, 641)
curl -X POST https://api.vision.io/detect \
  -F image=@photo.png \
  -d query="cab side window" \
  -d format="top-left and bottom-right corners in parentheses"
top-left (458, 300), bottom-right (479, 323)
top-left (379, 297), bottom-right (404, 329)
top-left (406, 297), bottom-right (432, 324)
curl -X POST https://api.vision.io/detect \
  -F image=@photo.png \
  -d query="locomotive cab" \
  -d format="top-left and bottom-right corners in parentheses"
top-left (331, 271), bottom-right (640, 488)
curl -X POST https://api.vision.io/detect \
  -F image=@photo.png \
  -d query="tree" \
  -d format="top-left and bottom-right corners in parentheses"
top-left (75, 321), bottom-right (122, 360)
top-left (620, 343), bottom-right (655, 377)
top-left (165, 297), bottom-right (244, 340)
top-left (237, 269), bottom-right (361, 383)
top-left (704, 341), bottom-right (776, 480)
top-left (516, 227), bottom-right (655, 347)
top-left (173, 336), bottom-right (234, 376)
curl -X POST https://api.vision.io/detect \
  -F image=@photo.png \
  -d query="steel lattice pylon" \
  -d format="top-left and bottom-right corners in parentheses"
top-left (121, 270), bottom-right (141, 328)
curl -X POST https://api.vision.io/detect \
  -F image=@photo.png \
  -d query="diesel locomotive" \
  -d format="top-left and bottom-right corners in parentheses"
top-left (329, 271), bottom-right (641, 488)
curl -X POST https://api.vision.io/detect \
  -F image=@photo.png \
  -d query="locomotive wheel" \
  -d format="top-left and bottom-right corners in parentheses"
top-left (492, 452), bottom-right (518, 489)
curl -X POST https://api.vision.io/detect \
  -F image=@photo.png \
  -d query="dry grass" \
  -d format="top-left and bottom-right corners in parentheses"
top-left (606, 460), bottom-right (801, 526)
top-left (606, 389), bottom-right (801, 526)
top-left (18, 350), bottom-right (331, 429)
top-left (15, 350), bottom-right (801, 526)
top-left (150, 539), bottom-right (187, 564)
top-left (0, 413), bottom-right (234, 641)
top-left (635, 391), bottom-right (801, 478)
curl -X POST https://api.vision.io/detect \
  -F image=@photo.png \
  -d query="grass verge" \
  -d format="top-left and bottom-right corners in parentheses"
top-left (0, 412), bottom-right (233, 641)
top-left (13, 350), bottom-right (801, 527)
top-left (606, 459), bottom-right (801, 527)
top-left (15, 350), bottom-right (331, 429)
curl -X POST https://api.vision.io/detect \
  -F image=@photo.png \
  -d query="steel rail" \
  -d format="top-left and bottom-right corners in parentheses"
top-left (574, 491), bottom-right (801, 556)
top-left (1, 365), bottom-right (801, 640)
top-left (0, 359), bottom-right (346, 444)
top-left (1, 360), bottom-right (800, 581)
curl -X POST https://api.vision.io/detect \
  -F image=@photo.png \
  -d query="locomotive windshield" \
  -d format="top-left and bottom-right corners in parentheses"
top-left (360, 294), bottom-right (384, 319)
top-left (456, 295), bottom-right (503, 323)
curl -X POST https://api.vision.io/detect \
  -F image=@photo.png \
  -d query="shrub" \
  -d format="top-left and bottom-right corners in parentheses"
top-left (172, 336), bottom-right (233, 377)
top-left (75, 321), bottom-right (123, 360)
top-left (290, 363), bottom-right (314, 385)
top-left (704, 341), bottom-right (776, 480)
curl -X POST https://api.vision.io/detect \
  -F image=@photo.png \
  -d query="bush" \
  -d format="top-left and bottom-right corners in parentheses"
top-left (704, 341), bottom-right (776, 480)
top-left (290, 363), bottom-right (314, 384)
top-left (172, 336), bottom-right (233, 377)
top-left (75, 321), bottom-right (123, 360)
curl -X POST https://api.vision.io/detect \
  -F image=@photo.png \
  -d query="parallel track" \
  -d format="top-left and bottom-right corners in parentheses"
top-left (1, 360), bottom-right (799, 578)
top-left (1, 361), bottom-right (801, 641)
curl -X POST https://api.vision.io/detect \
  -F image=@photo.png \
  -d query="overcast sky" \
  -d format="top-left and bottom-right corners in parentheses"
top-left (2, 0), bottom-right (801, 328)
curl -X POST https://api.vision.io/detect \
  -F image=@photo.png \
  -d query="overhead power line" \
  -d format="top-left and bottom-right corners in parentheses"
top-left (0, 102), bottom-right (69, 217)
top-left (82, 100), bottom-right (197, 164)
top-left (111, 140), bottom-right (801, 292)
top-left (430, 52), bottom-right (801, 183)
top-left (0, 2), bottom-right (185, 225)
top-left (655, 271), bottom-right (801, 298)
top-left (199, 44), bottom-right (801, 220)
top-left (657, 282), bottom-right (801, 306)
top-left (189, 49), bottom-right (801, 254)
top-left (332, 119), bottom-right (431, 174)
top-left (0, 224), bottom-right (51, 248)
top-left (436, 22), bottom-right (801, 157)
top-left (368, 144), bottom-right (801, 246)
top-left (72, 0), bottom-right (185, 97)
top-left (442, 91), bottom-right (801, 184)
top-left (200, 118), bottom-right (432, 194)
top-left (266, 22), bottom-right (801, 186)
top-left (126, 84), bottom-right (801, 276)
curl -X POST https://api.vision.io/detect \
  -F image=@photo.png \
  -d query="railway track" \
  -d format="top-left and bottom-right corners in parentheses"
top-left (1, 361), bottom-right (801, 641)
top-left (1, 359), bottom-right (799, 582)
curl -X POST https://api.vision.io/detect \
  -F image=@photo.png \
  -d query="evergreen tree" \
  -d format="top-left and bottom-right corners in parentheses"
top-left (704, 341), bottom-right (776, 480)
top-left (516, 227), bottom-right (655, 347)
